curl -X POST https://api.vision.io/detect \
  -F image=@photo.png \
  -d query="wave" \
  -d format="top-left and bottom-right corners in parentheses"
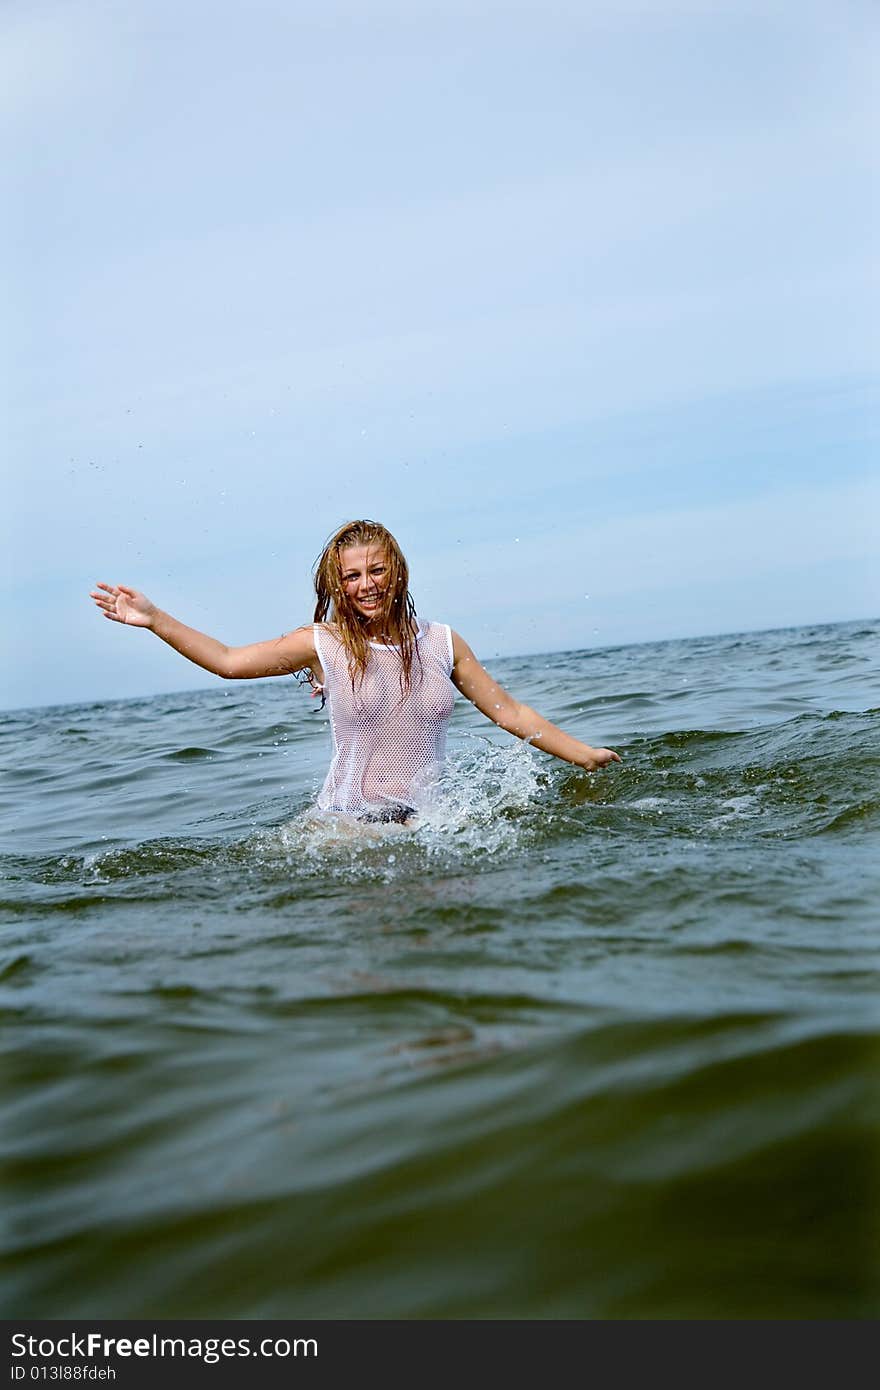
top-left (4, 1011), bottom-right (877, 1317)
top-left (2, 703), bottom-right (877, 894)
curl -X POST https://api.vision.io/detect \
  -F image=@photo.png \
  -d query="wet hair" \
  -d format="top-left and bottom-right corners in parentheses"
top-left (312, 520), bottom-right (419, 694)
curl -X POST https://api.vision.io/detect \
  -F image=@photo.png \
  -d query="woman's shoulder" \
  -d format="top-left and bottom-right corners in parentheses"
top-left (313, 621), bottom-right (345, 648)
top-left (418, 618), bottom-right (452, 639)
top-left (418, 620), bottom-right (455, 668)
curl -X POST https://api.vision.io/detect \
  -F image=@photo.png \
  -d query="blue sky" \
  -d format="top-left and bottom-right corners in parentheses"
top-left (4, 0), bottom-right (877, 709)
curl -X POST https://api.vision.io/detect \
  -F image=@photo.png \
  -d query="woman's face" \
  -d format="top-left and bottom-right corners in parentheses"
top-left (338, 544), bottom-right (390, 623)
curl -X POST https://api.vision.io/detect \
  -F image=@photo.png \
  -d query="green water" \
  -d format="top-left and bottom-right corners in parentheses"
top-left (2, 619), bottom-right (878, 1316)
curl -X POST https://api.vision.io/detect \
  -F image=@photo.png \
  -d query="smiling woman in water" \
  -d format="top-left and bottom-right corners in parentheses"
top-left (90, 519), bottom-right (620, 822)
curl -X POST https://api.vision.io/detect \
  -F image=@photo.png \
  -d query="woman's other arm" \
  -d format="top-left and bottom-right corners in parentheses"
top-left (89, 583), bottom-right (317, 679)
top-left (450, 630), bottom-right (621, 771)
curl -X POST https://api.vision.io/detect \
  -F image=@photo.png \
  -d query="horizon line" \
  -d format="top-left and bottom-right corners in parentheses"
top-left (4, 611), bottom-right (877, 718)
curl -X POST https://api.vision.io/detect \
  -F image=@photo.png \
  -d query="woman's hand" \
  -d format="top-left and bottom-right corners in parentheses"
top-left (578, 747), bottom-right (622, 771)
top-left (90, 583), bottom-right (156, 628)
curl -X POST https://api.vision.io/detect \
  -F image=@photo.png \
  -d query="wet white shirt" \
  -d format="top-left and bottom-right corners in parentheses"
top-left (313, 620), bottom-right (456, 815)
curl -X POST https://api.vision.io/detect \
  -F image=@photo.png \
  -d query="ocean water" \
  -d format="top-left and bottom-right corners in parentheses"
top-left (2, 618), bottom-right (878, 1319)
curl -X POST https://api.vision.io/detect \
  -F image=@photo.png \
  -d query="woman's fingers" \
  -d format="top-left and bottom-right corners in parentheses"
top-left (90, 582), bottom-right (129, 626)
top-left (585, 748), bottom-right (622, 769)
top-left (90, 584), bottom-right (127, 621)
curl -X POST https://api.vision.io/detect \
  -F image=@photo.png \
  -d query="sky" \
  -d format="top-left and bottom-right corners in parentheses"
top-left (3, 0), bottom-right (878, 710)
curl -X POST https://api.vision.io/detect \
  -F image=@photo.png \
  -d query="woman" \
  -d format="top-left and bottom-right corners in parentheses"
top-left (91, 520), bottom-right (620, 821)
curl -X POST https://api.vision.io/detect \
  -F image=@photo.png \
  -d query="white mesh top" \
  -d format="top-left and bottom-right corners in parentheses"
top-left (313, 620), bottom-right (456, 816)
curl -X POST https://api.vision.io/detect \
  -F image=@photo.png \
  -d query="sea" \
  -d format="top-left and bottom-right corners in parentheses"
top-left (2, 617), bottom-right (878, 1319)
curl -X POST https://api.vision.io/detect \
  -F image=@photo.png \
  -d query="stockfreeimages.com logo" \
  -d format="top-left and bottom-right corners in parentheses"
top-left (11, 1332), bottom-right (317, 1367)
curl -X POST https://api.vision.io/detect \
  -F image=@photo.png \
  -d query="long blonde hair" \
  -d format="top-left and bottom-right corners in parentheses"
top-left (312, 520), bottom-right (419, 693)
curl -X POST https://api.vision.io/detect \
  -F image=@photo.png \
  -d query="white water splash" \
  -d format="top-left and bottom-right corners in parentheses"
top-left (254, 736), bottom-right (550, 880)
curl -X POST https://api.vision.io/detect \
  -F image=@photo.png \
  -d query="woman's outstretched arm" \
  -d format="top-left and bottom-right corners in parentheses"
top-left (89, 583), bottom-right (317, 679)
top-left (450, 631), bottom-right (621, 771)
